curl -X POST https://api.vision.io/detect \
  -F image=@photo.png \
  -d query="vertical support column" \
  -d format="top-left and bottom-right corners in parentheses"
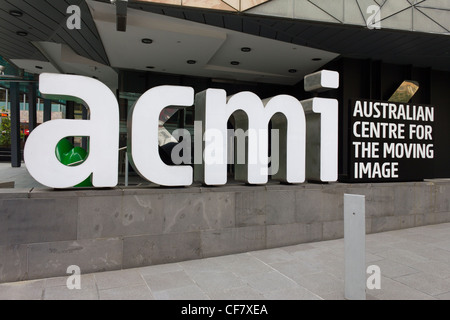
top-left (10, 82), bottom-right (21, 167)
top-left (82, 104), bottom-right (88, 150)
top-left (43, 99), bottom-right (52, 122)
top-left (344, 193), bottom-right (366, 300)
top-left (66, 100), bottom-right (75, 144)
top-left (28, 82), bottom-right (37, 132)
top-left (66, 100), bottom-right (75, 119)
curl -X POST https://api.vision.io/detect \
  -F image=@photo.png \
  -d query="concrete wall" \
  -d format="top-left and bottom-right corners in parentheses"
top-left (1, 181), bottom-right (450, 283)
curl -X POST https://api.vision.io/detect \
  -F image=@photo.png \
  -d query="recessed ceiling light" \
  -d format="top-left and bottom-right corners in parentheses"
top-left (9, 10), bottom-right (23, 17)
top-left (146, 66), bottom-right (155, 69)
top-left (35, 66), bottom-right (43, 70)
top-left (16, 31), bottom-right (28, 37)
top-left (141, 38), bottom-right (153, 44)
top-left (241, 47), bottom-right (251, 53)
top-left (230, 61), bottom-right (240, 66)
top-left (288, 69), bottom-right (297, 73)
top-left (187, 60), bottom-right (197, 65)
top-left (312, 58), bottom-right (322, 61)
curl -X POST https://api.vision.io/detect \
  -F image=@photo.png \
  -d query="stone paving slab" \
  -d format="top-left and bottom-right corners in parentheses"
top-left (1, 222), bottom-right (450, 300)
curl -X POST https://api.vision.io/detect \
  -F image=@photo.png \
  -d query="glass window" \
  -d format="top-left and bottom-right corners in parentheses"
top-left (0, 87), bottom-right (8, 111)
top-left (20, 93), bottom-right (28, 111)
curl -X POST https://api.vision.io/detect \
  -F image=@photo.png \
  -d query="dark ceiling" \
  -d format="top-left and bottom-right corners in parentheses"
top-left (1, 0), bottom-right (449, 73)
top-left (123, 0), bottom-right (450, 71)
top-left (0, 0), bottom-right (109, 65)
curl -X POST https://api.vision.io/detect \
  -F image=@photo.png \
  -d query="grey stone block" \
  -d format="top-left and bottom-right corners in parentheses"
top-left (294, 272), bottom-right (344, 297)
top-left (27, 238), bottom-right (122, 279)
top-left (0, 189), bottom-right (30, 199)
top-left (235, 191), bottom-right (266, 227)
top-left (371, 216), bottom-right (402, 233)
top-left (366, 218), bottom-right (372, 234)
top-left (366, 186), bottom-right (395, 217)
top-left (296, 187), bottom-right (344, 224)
top-left (30, 187), bottom-right (123, 199)
top-left (267, 184), bottom-right (304, 191)
top-left (394, 273), bottom-right (450, 296)
top-left (321, 187), bottom-right (345, 220)
top-left (266, 222), bottom-right (322, 248)
top-left (201, 226), bottom-right (266, 257)
top-left (394, 184), bottom-right (434, 215)
top-left (295, 188), bottom-right (323, 224)
top-left (152, 284), bottom-right (210, 300)
top-left (43, 281), bottom-right (99, 300)
top-left (394, 185), bottom-right (416, 215)
top-left (265, 190), bottom-right (296, 225)
top-left (410, 261), bottom-right (450, 279)
top-left (209, 285), bottom-right (265, 300)
top-left (415, 214), bottom-right (425, 227)
top-left (250, 248), bottom-right (296, 264)
top-left (94, 269), bottom-right (145, 290)
top-left (99, 284), bottom-right (154, 300)
top-left (44, 274), bottom-right (96, 288)
top-left (219, 254), bottom-right (272, 277)
top-left (243, 270), bottom-right (297, 294)
top-left (122, 186), bottom-right (200, 196)
top-left (435, 184), bottom-right (450, 213)
top-left (374, 276), bottom-right (436, 300)
top-left (78, 194), bottom-right (165, 239)
top-left (0, 244), bottom-right (27, 283)
top-left (0, 198), bottom-right (77, 245)
top-left (265, 287), bottom-right (322, 300)
top-left (374, 259), bottom-right (420, 279)
top-left (189, 270), bottom-right (244, 294)
top-left (434, 212), bottom-right (450, 224)
top-left (399, 215), bottom-right (416, 229)
top-left (138, 263), bottom-right (184, 276)
top-left (419, 183), bottom-right (436, 214)
top-left (322, 220), bottom-right (344, 240)
top-left (416, 212), bottom-right (438, 226)
top-left (123, 232), bottom-right (202, 268)
top-left (163, 192), bottom-right (234, 233)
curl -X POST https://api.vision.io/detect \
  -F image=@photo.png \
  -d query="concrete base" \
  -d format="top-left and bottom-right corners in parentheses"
top-left (1, 181), bottom-right (450, 283)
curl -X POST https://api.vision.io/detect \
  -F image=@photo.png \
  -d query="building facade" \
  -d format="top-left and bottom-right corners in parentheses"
top-left (0, 0), bottom-right (449, 282)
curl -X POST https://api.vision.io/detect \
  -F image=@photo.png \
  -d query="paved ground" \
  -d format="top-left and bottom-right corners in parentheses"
top-left (1, 222), bottom-right (450, 300)
top-left (1, 162), bottom-right (450, 300)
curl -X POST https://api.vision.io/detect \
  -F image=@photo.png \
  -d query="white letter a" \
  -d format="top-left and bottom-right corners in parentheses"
top-left (24, 74), bottom-right (119, 188)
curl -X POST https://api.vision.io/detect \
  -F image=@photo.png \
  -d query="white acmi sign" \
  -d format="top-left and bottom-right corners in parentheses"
top-left (24, 72), bottom-right (339, 188)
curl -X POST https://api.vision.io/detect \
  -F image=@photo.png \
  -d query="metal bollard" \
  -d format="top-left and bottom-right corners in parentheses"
top-left (344, 194), bottom-right (366, 300)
